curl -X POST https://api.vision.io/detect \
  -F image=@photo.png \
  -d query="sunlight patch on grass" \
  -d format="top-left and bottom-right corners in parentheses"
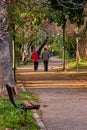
top-left (66, 58), bottom-right (87, 70)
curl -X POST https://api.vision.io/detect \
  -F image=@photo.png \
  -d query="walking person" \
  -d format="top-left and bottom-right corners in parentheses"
top-left (31, 49), bottom-right (39, 71)
top-left (42, 47), bottom-right (50, 71)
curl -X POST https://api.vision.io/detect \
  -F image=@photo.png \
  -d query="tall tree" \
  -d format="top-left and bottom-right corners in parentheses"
top-left (0, 0), bottom-right (14, 92)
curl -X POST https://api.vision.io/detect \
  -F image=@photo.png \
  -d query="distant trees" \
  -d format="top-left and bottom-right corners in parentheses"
top-left (5, 0), bottom-right (87, 61)
top-left (46, 0), bottom-right (87, 70)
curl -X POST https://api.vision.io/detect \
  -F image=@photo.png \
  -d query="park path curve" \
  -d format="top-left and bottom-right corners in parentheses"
top-left (16, 57), bottom-right (87, 130)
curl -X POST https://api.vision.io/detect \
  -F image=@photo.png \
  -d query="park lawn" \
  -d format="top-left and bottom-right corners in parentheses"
top-left (52, 58), bottom-right (87, 72)
top-left (66, 58), bottom-right (87, 70)
top-left (0, 91), bottom-right (39, 130)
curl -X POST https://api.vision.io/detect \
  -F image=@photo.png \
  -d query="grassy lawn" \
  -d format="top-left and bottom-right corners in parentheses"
top-left (53, 58), bottom-right (87, 72)
top-left (0, 91), bottom-right (40, 130)
top-left (66, 58), bottom-right (87, 70)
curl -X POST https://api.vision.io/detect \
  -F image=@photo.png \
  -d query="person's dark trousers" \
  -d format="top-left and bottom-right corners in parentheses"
top-left (34, 62), bottom-right (38, 71)
top-left (43, 60), bottom-right (48, 71)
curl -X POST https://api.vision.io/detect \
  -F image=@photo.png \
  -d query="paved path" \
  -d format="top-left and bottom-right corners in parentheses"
top-left (29, 88), bottom-right (87, 130)
top-left (17, 57), bottom-right (63, 71)
top-left (16, 57), bottom-right (87, 130)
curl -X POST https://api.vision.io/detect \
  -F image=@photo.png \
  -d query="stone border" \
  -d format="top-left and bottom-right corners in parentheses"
top-left (21, 86), bottom-right (46, 130)
top-left (33, 110), bottom-right (46, 130)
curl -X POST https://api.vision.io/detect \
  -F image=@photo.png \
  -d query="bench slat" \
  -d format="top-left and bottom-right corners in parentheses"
top-left (7, 83), bottom-right (17, 97)
top-left (22, 100), bottom-right (40, 109)
top-left (29, 100), bottom-right (40, 109)
top-left (22, 100), bottom-right (34, 109)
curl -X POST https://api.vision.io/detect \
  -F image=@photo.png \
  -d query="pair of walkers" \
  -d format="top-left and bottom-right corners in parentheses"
top-left (31, 48), bottom-right (50, 71)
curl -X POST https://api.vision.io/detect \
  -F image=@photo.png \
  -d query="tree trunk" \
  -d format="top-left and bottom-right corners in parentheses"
top-left (0, 0), bottom-right (14, 92)
top-left (37, 36), bottom-right (48, 55)
top-left (79, 36), bottom-right (87, 58)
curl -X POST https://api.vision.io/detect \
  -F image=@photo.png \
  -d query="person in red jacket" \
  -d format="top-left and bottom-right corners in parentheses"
top-left (31, 50), bottom-right (39, 71)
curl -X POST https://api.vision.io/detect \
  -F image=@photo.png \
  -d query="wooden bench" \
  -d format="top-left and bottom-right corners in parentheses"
top-left (6, 83), bottom-right (40, 114)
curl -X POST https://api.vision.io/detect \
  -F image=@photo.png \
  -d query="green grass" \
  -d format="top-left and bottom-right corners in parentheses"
top-left (19, 59), bottom-right (33, 66)
top-left (0, 91), bottom-right (39, 130)
top-left (66, 58), bottom-right (87, 70)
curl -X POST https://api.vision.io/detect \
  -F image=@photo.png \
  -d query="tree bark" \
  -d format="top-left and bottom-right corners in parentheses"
top-left (37, 36), bottom-right (48, 55)
top-left (0, 0), bottom-right (14, 92)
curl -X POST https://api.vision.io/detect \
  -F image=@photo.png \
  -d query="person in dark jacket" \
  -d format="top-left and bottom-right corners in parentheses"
top-left (31, 50), bottom-right (39, 71)
top-left (42, 47), bottom-right (50, 71)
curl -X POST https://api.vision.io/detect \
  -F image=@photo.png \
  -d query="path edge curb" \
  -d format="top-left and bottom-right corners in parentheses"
top-left (21, 86), bottom-right (46, 130)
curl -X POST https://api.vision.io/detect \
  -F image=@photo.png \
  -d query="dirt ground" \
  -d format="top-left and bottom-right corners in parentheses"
top-left (16, 66), bottom-right (87, 88)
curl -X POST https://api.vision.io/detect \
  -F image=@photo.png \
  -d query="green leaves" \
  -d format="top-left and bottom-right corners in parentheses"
top-left (68, 8), bottom-right (84, 27)
top-left (48, 0), bottom-right (85, 28)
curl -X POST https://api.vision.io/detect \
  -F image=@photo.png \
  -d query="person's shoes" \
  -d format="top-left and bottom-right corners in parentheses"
top-left (44, 70), bottom-right (48, 72)
top-left (34, 70), bottom-right (37, 72)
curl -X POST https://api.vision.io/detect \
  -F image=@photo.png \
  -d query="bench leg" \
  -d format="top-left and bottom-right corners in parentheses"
top-left (23, 109), bottom-right (27, 120)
